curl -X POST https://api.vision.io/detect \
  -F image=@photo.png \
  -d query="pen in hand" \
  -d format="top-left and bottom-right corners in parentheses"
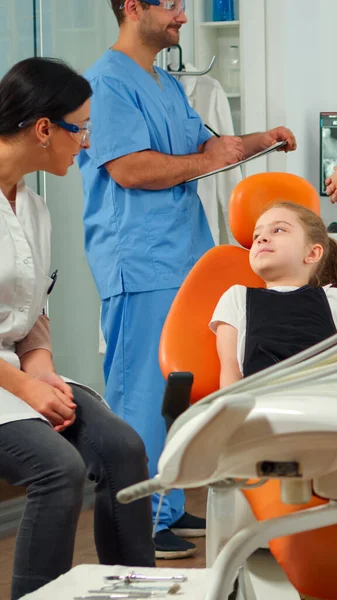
top-left (205, 124), bottom-right (221, 138)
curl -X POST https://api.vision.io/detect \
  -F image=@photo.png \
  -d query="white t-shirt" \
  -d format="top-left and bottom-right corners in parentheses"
top-left (209, 285), bottom-right (337, 374)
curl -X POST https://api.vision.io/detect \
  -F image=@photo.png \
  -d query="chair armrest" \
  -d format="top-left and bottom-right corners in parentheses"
top-left (161, 372), bottom-right (194, 432)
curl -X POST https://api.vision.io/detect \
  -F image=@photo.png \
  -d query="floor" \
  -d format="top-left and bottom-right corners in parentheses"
top-left (0, 488), bottom-right (207, 600)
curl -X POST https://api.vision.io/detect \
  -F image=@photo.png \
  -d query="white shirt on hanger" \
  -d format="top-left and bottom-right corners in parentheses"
top-left (180, 63), bottom-right (242, 245)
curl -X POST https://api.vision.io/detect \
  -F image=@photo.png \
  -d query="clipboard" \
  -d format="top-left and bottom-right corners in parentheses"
top-left (186, 141), bottom-right (287, 183)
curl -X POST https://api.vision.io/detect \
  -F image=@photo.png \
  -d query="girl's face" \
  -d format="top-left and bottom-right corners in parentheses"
top-left (249, 206), bottom-right (321, 283)
top-left (39, 98), bottom-right (91, 176)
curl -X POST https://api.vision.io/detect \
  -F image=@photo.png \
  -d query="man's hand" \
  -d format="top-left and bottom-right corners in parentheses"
top-left (19, 377), bottom-right (77, 432)
top-left (203, 135), bottom-right (245, 171)
top-left (326, 166), bottom-right (337, 204)
top-left (260, 126), bottom-right (297, 153)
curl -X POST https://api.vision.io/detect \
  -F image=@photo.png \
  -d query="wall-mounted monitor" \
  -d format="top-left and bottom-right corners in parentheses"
top-left (320, 112), bottom-right (337, 196)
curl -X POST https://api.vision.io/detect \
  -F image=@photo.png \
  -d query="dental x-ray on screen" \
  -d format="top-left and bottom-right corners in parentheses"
top-left (320, 112), bottom-right (337, 196)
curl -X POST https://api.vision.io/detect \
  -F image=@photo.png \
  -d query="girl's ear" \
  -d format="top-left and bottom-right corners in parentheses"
top-left (304, 244), bottom-right (324, 265)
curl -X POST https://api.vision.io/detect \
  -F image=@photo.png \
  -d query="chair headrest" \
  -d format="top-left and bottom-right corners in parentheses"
top-left (229, 172), bottom-right (321, 249)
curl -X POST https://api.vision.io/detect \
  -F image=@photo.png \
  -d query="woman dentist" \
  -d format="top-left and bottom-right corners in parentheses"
top-left (0, 57), bottom-right (154, 600)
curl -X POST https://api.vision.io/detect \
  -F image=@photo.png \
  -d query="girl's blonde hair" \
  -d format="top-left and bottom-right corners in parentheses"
top-left (260, 201), bottom-right (337, 287)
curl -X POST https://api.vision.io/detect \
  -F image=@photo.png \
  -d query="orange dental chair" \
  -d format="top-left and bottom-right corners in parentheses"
top-left (157, 172), bottom-right (337, 600)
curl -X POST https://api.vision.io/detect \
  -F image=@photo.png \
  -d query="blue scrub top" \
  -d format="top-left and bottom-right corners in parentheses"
top-left (79, 50), bottom-right (214, 299)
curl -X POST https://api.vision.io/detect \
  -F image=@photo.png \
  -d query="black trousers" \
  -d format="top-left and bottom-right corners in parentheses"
top-left (0, 384), bottom-right (155, 600)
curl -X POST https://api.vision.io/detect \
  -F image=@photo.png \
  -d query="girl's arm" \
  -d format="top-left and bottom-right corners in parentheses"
top-left (216, 323), bottom-right (242, 388)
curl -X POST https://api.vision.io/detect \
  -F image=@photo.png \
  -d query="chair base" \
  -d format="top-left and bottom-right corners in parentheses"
top-left (206, 485), bottom-right (258, 567)
top-left (207, 502), bottom-right (337, 600)
top-left (241, 550), bottom-right (300, 600)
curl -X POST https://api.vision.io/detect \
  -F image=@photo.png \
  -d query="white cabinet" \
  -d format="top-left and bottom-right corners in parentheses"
top-left (194, 1), bottom-right (241, 134)
top-left (192, 0), bottom-right (270, 177)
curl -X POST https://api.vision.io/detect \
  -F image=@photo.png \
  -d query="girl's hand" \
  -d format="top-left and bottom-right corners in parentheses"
top-left (326, 166), bottom-right (337, 203)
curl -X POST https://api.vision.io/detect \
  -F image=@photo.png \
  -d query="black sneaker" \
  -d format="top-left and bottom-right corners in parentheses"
top-left (169, 512), bottom-right (206, 538)
top-left (154, 529), bottom-right (197, 559)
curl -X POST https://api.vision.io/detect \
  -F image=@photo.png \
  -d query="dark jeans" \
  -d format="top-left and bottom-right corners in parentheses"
top-left (0, 384), bottom-right (155, 600)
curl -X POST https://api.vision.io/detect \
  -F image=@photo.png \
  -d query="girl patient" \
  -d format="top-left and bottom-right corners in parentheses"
top-left (210, 202), bottom-right (337, 388)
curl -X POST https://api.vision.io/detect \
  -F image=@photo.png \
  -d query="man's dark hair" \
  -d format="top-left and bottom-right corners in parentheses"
top-left (0, 57), bottom-right (92, 137)
top-left (110, 0), bottom-right (150, 26)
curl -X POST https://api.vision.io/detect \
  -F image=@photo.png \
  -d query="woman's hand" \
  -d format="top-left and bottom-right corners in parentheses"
top-left (0, 356), bottom-right (75, 432)
top-left (19, 349), bottom-right (76, 431)
top-left (37, 371), bottom-right (74, 400)
top-left (35, 372), bottom-right (76, 432)
top-left (19, 377), bottom-right (76, 431)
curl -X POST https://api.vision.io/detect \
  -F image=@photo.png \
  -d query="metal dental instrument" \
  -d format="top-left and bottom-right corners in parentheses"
top-left (74, 595), bottom-right (166, 600)
top-left (74, 596), bottom-right (152, 600)
top-left (104, 573), bottom-right (187, 583)
top-left (90, 584), bottom-right (181, 595)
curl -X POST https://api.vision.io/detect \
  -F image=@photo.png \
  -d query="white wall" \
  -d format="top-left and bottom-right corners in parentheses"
top-left (240, 0), bottom-right (268, 176)
top-left (264, 0), bottom-right (337, 224)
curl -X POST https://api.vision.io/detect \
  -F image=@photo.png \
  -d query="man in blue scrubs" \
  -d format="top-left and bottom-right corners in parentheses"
top-left (78, 0), bottom-right (296, 559)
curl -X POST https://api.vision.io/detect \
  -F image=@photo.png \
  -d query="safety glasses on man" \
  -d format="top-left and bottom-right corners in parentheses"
top-left (119, 0), bottom-right (186, 17)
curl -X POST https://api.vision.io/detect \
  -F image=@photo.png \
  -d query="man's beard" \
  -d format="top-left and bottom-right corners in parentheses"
top-left (139, 23), bottom-right (180, 51)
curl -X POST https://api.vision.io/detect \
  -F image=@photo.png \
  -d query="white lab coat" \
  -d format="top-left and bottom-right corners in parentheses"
top-left (0, 181), bottom-right (52, 425)
top-left (180, 64), bottom-right (242, 245)
top-left (0, 181), bottom-right (107, 423)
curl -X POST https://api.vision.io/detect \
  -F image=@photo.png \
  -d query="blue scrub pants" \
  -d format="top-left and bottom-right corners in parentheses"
top-left (101, 288), bottom-right (185, 531)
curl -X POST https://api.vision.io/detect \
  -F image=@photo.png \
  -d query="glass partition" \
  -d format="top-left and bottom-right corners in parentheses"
top-left (0, 0), bottom-right (38, 191)
top-left (39, 0), bottom-right (119, 393)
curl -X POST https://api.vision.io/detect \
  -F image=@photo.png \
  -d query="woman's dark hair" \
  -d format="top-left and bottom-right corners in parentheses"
top-left (260, 201), bottom-right (337, 288)
top-left (0, 57), bottom-right (92, 137)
